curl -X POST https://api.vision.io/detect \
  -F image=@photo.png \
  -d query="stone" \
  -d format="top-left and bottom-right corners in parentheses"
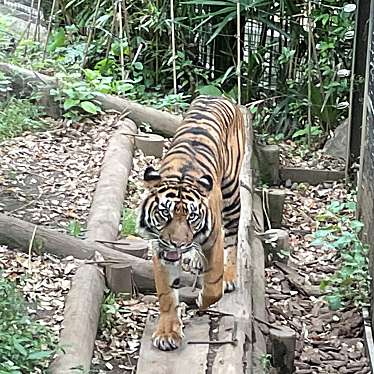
top-left (323, 119), bottom-right (348, 161)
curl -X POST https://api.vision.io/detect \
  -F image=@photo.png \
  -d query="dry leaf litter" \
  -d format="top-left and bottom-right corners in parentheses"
top-left (0, 117), bottom-right (370, 373)
top-left (266, 181), bottom-right (370, 373)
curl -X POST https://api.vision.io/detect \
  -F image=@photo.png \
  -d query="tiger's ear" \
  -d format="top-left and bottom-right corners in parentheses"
top-left (198, 175), bottom-right (213, 192)
top-left (144, 166), bottom-right (161, 188)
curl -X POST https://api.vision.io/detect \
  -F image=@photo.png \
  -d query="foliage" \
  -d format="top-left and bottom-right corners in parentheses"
top-left (259, 353), bottom-right (272, 374)
top-left (121, 208), bottom-right (137, 237)
top-left (67, 219), bottom-right (82, 237)
top-left (0, 275), bottom-right (56, 373)
top-left (0, 98), bottom-right (46, 141)
top-left (100, 292), bottom-right (121, 330)
top-left (252, 1), bottom-right (355, 143)
top-left (312, 199), bottom-right (369, 310)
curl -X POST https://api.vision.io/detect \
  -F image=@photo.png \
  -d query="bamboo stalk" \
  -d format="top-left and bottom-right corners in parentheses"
top-left (33, 0), bottom-right (42, 43)
top-left (105, 0), bottom-right (116, 60)
top-left (307, 0), bottom-right (312, 148)
top-left (42, 0), bottom-right (57, 61)
top-left (236, 0), bottom-right (241, 105)
top-left (170, 0), bottom-right (177, 96)
top-left (82, 0), bottom-right (101, 68)
top-left (118, 0), bottom-right (126, 81)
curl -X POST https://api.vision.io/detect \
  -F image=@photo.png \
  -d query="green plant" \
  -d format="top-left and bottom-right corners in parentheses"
top-left (99, 292), bottom-right (120, 330)
top-left (259, 353), bottom-right (272, 374)
top-left (67, 220), bottom-right (82, 237)
top-left (312, 200), bottom-right (369, 310)
top-left (0, 98), bottom-right (46, 141)
top-left (0, 275), bottom-right (56, 372)
top-left (121, 208), bottom-right (137, 237)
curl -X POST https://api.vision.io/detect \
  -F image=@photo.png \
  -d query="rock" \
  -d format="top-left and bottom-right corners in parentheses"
top-left (323, 119), bottom-right (348, 161)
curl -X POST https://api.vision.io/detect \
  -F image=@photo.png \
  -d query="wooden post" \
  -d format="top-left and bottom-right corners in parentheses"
top-left (270, 326), bottom-right (296, 374)
top-left (253, 144), bottom-right (280, 185)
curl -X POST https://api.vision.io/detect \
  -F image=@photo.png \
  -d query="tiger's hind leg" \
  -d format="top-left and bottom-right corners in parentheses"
top-left (222, 193), bottom-right (241, 293)
top-left (152, 255), bottom-right (184, 351)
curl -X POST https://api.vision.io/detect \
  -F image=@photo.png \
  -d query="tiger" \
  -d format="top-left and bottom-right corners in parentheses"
top-left (138, 95), bottom-right (245, 351)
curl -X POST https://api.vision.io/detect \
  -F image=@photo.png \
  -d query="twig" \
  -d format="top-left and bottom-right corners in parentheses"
top-left (187, 340), bottom-right (237, 345)
top-left (244, 95), bottom-right (284, 108)
top-left (9, 192), bottom-right (43, 213)
top-left (28, 225), bottom-right (38, 273)
top-left (253, 315), bottom-right (283, 330)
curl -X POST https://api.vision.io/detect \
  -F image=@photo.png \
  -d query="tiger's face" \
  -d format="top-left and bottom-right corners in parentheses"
top-left (138, 166), bottom-right (213, 263)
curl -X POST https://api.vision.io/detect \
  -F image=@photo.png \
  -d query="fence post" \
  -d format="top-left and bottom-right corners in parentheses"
top-left (346, 0), bottom-right (372, 176)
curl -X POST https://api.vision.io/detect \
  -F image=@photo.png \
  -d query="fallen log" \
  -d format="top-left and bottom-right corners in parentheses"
top-left (0, 213), bottom-right (194, 291)
top-left (48, 264), bottom-right (105, 374)
top-left (86, 119), bottom-right (137, 241)
top-left (136, 107), bottom-right (261, 373)
top-left (0, 63), bottom-right (182, 136)
top-left (49, 119), bottom-right (138, 372)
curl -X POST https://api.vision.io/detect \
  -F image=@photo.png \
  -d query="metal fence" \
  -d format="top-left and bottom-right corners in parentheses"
top-left (358, 0), bottom-right (374, 327)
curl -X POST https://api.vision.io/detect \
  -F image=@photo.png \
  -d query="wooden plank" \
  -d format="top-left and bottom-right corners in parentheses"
top-left (136, 315), bottom-right (210, 374)
top-left (211, 316), bottom-right (247, 374)
top-left (251, 193), bottom-right (267, 372)
top-left (279, 167), bottom-right (345, 185)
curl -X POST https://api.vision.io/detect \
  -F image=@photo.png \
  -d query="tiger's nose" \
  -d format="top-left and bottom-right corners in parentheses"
top-left (170, 239), bottom-right (186, 248)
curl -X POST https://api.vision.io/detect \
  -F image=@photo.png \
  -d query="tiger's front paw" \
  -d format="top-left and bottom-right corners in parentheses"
top-left (182, 251), bottom-right (204, 273)
top-left (152, 317), bottom-right (184, 351)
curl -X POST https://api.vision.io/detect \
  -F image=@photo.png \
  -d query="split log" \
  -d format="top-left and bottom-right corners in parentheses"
top-left (0, 213), bottom-right (195, 290)
top-left (49, 265), bottom-right (105, 374)
top-left (136, 107), bottom-right (261, 373)
top-left (86, 120), bottom-right (137, 241)
top-left (0, 63), bottom-right (182, 136)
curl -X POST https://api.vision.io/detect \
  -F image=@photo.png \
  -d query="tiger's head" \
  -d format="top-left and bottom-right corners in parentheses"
top-left (138, 166), bottom-right (214, 263)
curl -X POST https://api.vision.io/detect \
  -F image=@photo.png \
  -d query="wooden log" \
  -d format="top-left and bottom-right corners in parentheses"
top-left (0, 63), bottom-right (182, 136)
top-left (269, 326), bottom-right (296, 374)
top-left (50, 122), bottom-right (139, 372)
top-left (279, 167), bottom-right (345, 185)
top-left (254, 144), bottom-right (280, 185)
top-left (49, 264), bottom-right (105, 374)
top-left (86, 120), bottom-right (137, 241)
top-left (0, 213), bottom-right (195, 291)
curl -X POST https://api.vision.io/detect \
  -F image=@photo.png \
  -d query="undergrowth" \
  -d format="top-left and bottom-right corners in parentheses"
top-left (0, 275), bottom-right (56, 373)
top-left (0, 97), bottom-right (46, 141)
top-left (312, 199), bottom-right (369, 310)
top-left (121, 208), bottom-right (137, 237)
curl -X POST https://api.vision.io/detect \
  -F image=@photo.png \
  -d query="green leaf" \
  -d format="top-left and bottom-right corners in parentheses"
top-left (63, 98), bottom-right (80, 111)
top-left (325, 294), bottom-right (343, 311)
top-left (328, 201), bottom-right (345, 214)
top-left (80, 101), bottom-right (100, 114)
top-left (197, 85), bottom-right (222, 96)
top-left (27, 351), bottom-right (53, 360)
